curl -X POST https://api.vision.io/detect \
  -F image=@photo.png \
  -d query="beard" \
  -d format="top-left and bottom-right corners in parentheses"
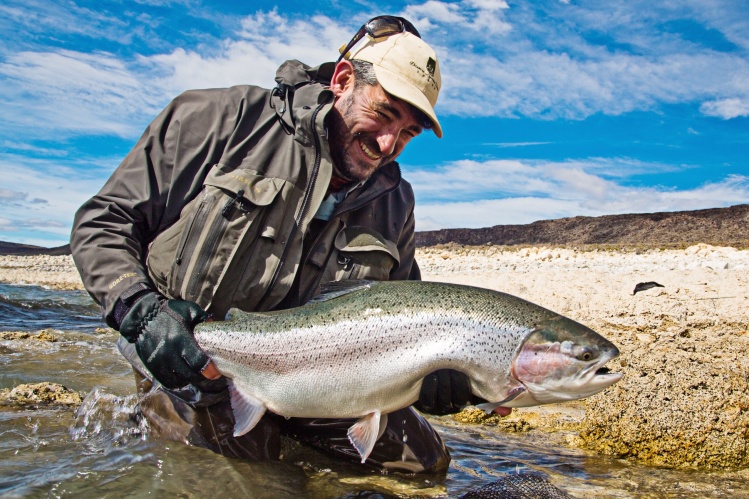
top-left (327, 91), bottom-right (396, 183)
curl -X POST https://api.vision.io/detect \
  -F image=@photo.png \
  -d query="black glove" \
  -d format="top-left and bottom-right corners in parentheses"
top-left (118, 291), bottom-right (213, 390)
top-left (414, 369), bottom-right (487, 415)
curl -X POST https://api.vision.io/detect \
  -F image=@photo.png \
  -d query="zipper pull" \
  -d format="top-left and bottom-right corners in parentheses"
top-left (221, 189), bottom-right (245, 218)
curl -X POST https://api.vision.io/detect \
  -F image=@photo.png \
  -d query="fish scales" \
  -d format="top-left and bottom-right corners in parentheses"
top-left (193, 280), bottom-right (621, 462)
top-left (196, 281), bottom-right (592, 415)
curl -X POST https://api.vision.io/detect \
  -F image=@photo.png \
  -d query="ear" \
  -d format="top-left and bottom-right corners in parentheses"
top-left (330, 60), bottom-right (356, 97)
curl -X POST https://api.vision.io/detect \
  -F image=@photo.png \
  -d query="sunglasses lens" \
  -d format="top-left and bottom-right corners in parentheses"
top-left (366, 16), bottom-right (421, 39)
top-left (366, 17), bottom-right (405, 38)
top-left (337, 16), bottom-right (421, 62)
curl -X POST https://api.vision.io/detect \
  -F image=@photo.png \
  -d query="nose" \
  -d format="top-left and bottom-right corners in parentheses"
top-left (376, 130), bottom-right (398, 157)
top-left (376, 125), bottom-right (409, 157)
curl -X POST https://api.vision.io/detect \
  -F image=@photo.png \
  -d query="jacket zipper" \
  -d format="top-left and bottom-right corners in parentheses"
top-left (297, 168), bottom-right (402, 302)
top-left (256, 101), bottom-right (327, 309)
top-left (185, 189), bottom-right (248, 302)
top-left (171, 194), bottom-right (211, 294)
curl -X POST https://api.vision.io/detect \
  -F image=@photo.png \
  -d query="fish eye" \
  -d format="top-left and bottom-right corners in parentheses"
top-left (574, 346), bottom-right (596, 361)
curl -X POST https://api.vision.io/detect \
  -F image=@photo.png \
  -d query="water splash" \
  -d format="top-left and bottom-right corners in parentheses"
top-left (71, 386), bottom-right (148, 449)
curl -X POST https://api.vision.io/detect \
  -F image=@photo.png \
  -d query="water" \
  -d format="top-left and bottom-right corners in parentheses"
top-left (2, 283), bottom-right (748, 498)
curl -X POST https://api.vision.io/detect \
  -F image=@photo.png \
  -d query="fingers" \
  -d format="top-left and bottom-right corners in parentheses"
top-left (201, 361), bottom-right (222, 380)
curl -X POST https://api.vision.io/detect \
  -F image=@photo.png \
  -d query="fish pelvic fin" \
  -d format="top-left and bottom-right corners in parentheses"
top-left (475, 386), bottom-right (526, 415)
top-left (228, 380), bottom-right (267, 437)
top-left (347, 411), bottom-right (387, 463)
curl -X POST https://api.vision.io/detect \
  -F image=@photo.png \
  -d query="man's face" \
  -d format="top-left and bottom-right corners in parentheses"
top-left (328, 81), bottom-right (423, 183)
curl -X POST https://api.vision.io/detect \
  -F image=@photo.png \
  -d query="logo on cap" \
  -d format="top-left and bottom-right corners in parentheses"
top-left (426, 57), bottom-right (436, 77)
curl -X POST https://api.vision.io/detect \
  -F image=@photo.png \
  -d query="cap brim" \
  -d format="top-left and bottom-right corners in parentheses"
top-left (372, 65), bottom-right (443, 138)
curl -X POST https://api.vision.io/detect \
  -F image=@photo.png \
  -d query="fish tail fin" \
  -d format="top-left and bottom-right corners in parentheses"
top-left (227, 380), bottom-right (267, 437)
top-left (347, 411), bottom-right (386, 463)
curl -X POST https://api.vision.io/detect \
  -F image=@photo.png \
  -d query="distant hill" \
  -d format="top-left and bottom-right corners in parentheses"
top-left (0, 242), bottom-right (71, 256)
top-left (416, 204), bottom-right (749, 249)
top-left (2, 204), bottom-right (748, 255)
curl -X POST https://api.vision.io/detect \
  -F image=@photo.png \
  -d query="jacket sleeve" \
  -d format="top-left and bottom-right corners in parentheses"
top-left (70, 87), bottom-right (251, 327)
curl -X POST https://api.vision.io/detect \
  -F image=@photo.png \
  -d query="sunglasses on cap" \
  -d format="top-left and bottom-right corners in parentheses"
top-left (336, 15), bottom-right (421, 63)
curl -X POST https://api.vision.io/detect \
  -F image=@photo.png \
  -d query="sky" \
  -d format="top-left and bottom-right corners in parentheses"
top-left (1, 0), bottom-right (747, 247)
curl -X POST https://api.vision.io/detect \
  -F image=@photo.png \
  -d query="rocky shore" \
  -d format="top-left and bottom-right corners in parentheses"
top-left (0, 255), bottom-right (83, 290)
top-left (417, 243), bottom-right (749, 469)
top-left (1, 244), bottom-right (748, 469)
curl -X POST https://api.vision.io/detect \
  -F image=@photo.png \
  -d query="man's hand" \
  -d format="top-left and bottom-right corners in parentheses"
top-left (415, 369), bottom-right (493, 416)
top-left (118, 292), bottom-right (220, 389)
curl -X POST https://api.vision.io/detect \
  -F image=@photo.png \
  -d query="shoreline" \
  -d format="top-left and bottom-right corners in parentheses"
top-left (1, 244), bottom-right (748, 469)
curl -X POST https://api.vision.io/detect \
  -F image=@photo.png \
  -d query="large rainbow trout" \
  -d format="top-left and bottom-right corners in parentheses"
top-left (194, 280), bottom-right (621, 463)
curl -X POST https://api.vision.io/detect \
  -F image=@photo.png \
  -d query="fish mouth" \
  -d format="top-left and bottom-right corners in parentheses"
top-left (584, 353), bottom-right (623, 388)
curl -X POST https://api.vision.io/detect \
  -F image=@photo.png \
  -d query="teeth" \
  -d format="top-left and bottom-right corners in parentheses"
top-left (360, 140), bottom-right (380, 161)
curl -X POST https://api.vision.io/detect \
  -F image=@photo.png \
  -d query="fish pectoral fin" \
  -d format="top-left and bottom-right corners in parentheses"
top-left (475, 386), bottom-right (526, 415)
top-left (347, 411), bottom-right (384, 464)
top-left (227, 380), bottom-right (267, 437)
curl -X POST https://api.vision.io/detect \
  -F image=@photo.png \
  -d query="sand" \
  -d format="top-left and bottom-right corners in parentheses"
top-left (2, 244), bottom-right (748, 469)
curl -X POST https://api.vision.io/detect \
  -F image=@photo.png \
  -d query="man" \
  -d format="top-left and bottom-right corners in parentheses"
top-left (71, 16), bottom-right (483, 473)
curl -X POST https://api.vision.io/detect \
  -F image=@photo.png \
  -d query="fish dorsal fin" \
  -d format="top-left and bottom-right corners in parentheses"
top-left (228, 380), bottom-right (267, 437)
top-left (224, 308), bottom-right (265, 322)
top-left (346, 410), bottom-right (386, 463)
top-left (309, 280), bottom-right (374, 304)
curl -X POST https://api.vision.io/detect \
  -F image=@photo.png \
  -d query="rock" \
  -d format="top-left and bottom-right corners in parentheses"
top-left (34, 330), bottom-right (57, 342)
top-left (0, 330), bottom-right (57, 342)
top-left (0, 331), bottom-right (31, 340)
top-left (636, 333), bottom-right (655, 344)
top-left (0, 382), bottom-right (83, 407)
top-left (453, 405), bottom-right (585, 434)
top-left (576, 326), bottom-right (749, 469)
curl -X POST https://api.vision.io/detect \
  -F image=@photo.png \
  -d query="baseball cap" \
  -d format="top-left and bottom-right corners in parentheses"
top-left (349, 32), bottom-right (443, 138)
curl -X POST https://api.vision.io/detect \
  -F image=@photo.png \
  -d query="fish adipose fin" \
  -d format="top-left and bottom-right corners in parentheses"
top-left (228, 380), bottom-right (267, 437)
top-left (475, 386), bottom-right (526, 415)
top-left (347, 411), bottom-right (387, 463)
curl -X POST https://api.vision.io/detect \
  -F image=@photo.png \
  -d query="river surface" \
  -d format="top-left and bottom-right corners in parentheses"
top-left (2, 283), bottom-right (748, 498)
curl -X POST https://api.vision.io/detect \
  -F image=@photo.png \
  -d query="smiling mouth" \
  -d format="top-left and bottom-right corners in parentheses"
top-left (359, 137), bottom-right (381, 161)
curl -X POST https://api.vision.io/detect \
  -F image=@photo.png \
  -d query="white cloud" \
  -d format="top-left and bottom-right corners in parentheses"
top-left (404, 0), bottom-right (512, 35)
top-left (0, 188), bottom-right (27, 203)
top-left (2, 2), bottom-right (747, 140)
top-left (145, 12), bottom-right (345, 96)
top-left (407, 157), bottom-right (683, 203)
top-left (0, 49), bottom-right (165, 138)
top-left (0, 0), bottom-right (131, 44)
top-left (0, 153), bottom-right (118, 245)
top-left (0, 9), bottom-right (350, 141)
top-left (439, 48), bottom-right (749, 119)
top-left (699, 98), bottom-right (749, 119)
top-left (410, 158), bottom-right (749, 229)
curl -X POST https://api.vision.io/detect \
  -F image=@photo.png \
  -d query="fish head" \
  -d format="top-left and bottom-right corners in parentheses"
top-left (508, 316), bottom-right (622, 406)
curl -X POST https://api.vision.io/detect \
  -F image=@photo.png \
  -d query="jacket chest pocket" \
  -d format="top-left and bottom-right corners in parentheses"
top-left (146, 166), bottom-right (286, 308)
top-left (331, 226), bottom-right (400, 281)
